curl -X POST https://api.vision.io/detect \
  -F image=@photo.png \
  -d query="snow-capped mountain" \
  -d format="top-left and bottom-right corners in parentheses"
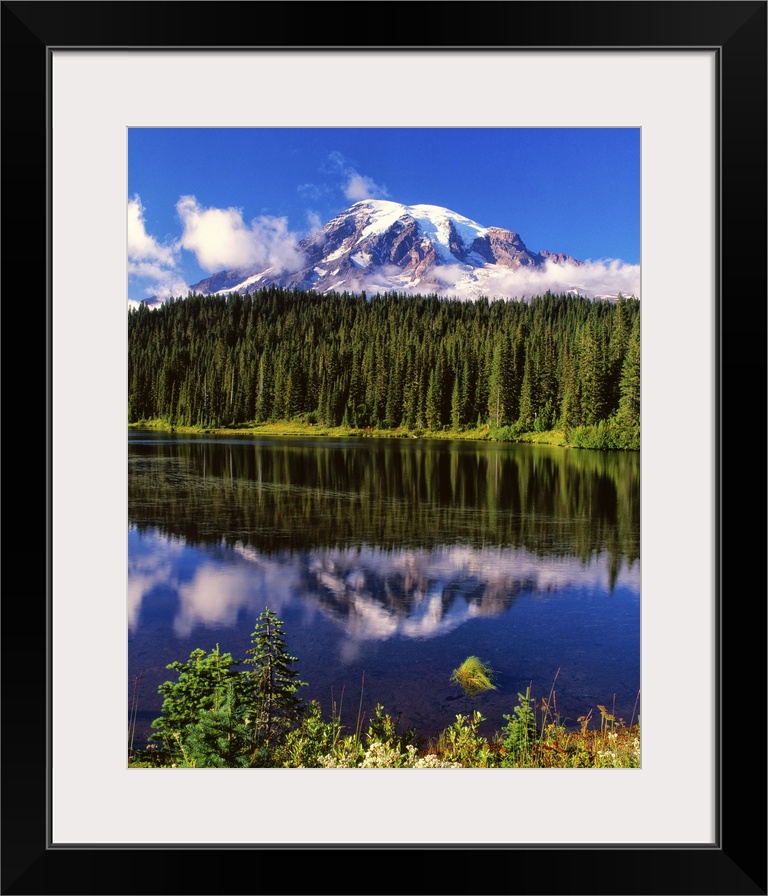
top-left (189, 199), bottom-right (588, 301)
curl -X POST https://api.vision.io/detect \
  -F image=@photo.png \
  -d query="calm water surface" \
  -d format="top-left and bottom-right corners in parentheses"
top-left (128, 431), bottom-right (640, 748)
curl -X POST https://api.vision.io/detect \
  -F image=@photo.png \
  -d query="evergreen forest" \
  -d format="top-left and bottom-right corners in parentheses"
top-left (128, 288), bottom-right (640, 450)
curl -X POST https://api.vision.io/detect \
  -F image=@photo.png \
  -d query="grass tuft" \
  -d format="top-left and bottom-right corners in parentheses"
top-left (450, 656), bottom-right (497, 698)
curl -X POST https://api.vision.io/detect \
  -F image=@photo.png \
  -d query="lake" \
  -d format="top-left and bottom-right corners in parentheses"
top-left (128, 431), bottom-right (640, 750)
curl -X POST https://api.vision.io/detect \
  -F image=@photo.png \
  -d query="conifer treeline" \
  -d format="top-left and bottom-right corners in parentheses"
top-left (128, 287), bottom-right (640, 443)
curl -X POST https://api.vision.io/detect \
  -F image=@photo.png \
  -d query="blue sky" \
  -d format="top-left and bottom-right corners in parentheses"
top-left (128, 127), bottom-right (640, 302)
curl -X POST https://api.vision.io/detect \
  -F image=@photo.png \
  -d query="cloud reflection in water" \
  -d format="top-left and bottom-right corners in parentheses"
top-left (129, 526), bottom-right (639, 644)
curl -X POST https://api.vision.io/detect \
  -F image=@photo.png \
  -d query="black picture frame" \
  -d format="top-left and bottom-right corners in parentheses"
top-left (3, 2), bottom-right (765, 894)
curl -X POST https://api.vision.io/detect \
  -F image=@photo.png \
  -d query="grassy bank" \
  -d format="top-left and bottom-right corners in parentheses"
top-left (128, 417), bottom-right (575, 447)
top-left (129, 693), bottom-right (641, 770)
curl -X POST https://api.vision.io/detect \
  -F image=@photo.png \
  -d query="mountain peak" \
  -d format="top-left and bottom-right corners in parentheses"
top-left (190, 200), bottom-right (584, 301)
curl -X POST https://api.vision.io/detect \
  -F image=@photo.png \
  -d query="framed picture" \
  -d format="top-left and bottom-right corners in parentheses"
top-left (6, 2), bottom-right (765, 893)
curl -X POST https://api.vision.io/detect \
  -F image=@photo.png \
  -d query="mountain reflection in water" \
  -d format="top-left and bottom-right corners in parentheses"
top-left (128, 433), bottom-right (640, 748)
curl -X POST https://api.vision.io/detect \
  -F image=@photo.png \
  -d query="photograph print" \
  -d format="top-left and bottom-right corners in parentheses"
top-left (127, 126), bottom-right (641, 770)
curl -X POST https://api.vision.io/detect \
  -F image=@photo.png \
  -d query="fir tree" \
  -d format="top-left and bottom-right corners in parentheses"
top-left (617, 315), bottom-right (641, 430)
top-left (148, 645), bottom-right (244, 763)
top-left (243, 607), bottom-right (307, 759)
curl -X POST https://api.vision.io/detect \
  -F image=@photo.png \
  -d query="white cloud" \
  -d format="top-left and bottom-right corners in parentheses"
top-left (327, 151), bottom-right (390, 202)
top-left (305, 209), bottom-right (323, 234)
top-left (127, 259), bottom-right (190, 300)
top-left (315, 256), bottom-right (639, 302)
top-left (344, 172), bottom-right (389, 202)
top-left (128, 194), bottom-right (175, 267)
top-left (412, 258), bottom-right (641, 302)
top-left (128, 194), bottom-right (189, 299)
top-left (176, 195), bottom-right (305, 274)
top-left (475, 258), bottom-right (641, 301)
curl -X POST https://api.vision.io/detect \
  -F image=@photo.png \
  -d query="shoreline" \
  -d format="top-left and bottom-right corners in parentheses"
top-left (128, 418), bottom-right (639, 451)
top-left (128, 419), bottom-right (574, 448)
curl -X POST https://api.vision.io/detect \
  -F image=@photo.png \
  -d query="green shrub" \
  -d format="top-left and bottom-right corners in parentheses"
top-left (500, 687), bottom-right (538, 766)
top-left (365, 703), bottom-right (418, 754)
top-left (568, 419), bottom-right (639, 451)
top-left (149, 644), bottom-right (245, 763)
top-left (439, 711), bottom-right (496, 767)
top-left (278, 700), bottom-right (342, 767)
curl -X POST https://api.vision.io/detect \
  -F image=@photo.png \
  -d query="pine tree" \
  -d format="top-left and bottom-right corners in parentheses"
top-left (148, 645), bottom-right (244, 762)
top-left (425, 365), bottom-right (443, 430)
top-left (617, 315), bottom-right (641, 429)
top-left (517, 351), bottom-right (536, 431)
top-left (450, 373), bottom-right (462, 430)
top-left (243, 607), bottom-right (307, 758)
top-left (487, 336), bottom-right (515, 427)
top-left (182, 679), bottom-right (254, 768)
top-left (578, 317), bottom-right (608, 425)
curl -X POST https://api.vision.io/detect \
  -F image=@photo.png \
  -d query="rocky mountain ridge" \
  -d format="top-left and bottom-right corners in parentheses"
top-left (189, 199), bottom-right (584, 300)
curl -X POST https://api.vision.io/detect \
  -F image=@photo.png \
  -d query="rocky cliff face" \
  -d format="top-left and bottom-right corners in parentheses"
top-left (190, 199), bottom-right (583, 299)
